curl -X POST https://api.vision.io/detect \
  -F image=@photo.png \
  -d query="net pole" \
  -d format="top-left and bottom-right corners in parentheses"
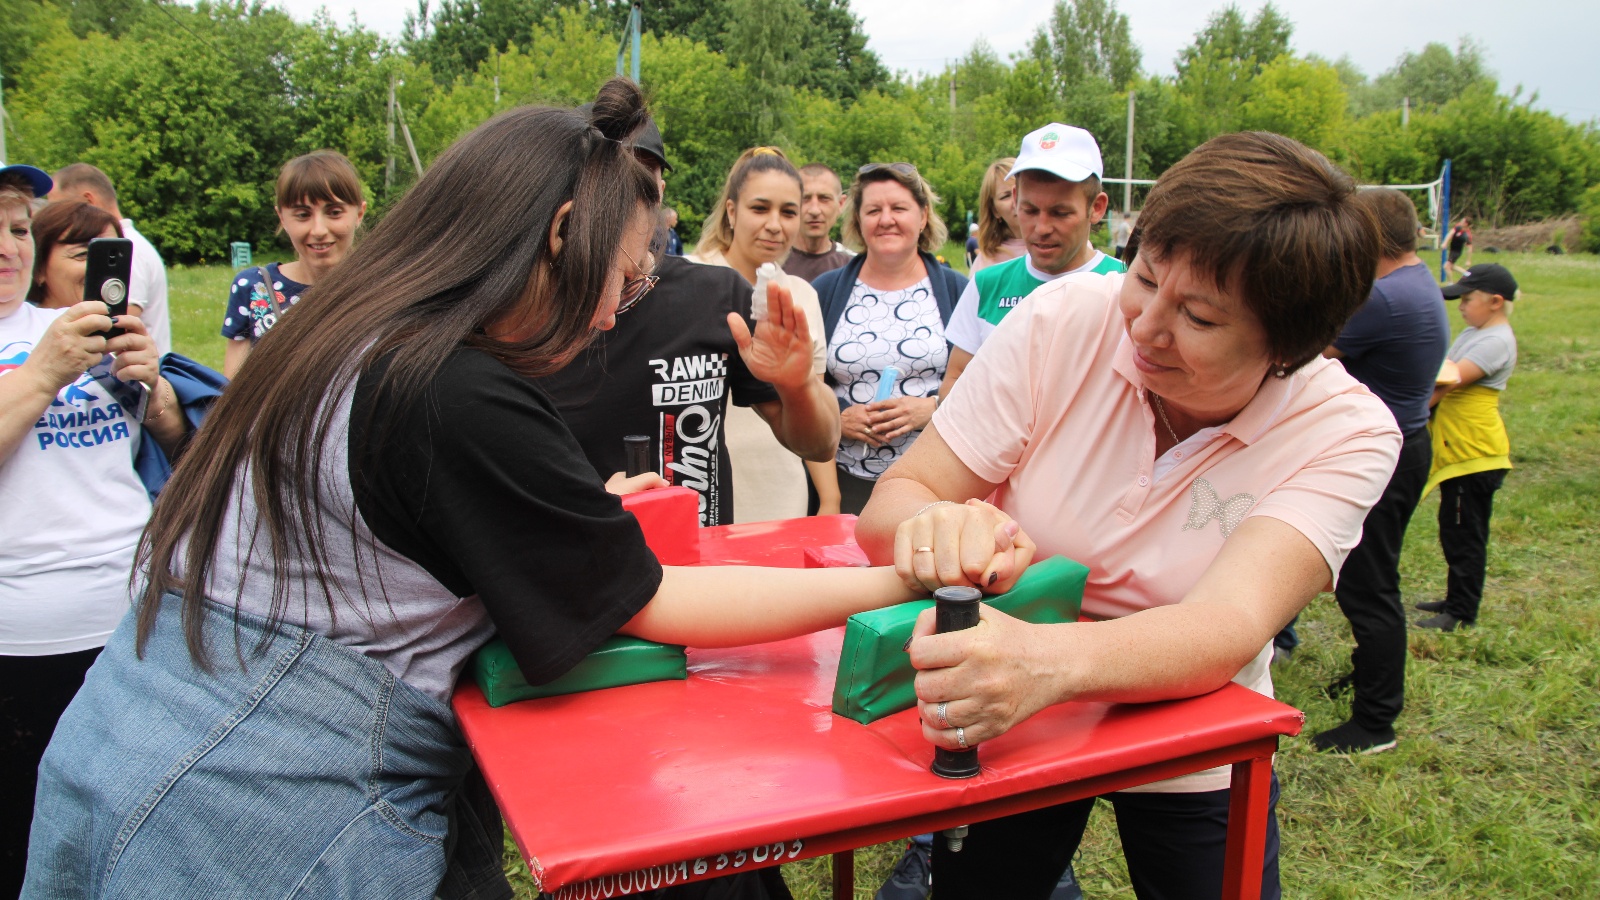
top-left (1439, 159), bottom-right (1452, 280)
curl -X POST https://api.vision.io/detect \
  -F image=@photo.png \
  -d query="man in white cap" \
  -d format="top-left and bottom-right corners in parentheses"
top-left (939, 123), bottom-right (1122, 398)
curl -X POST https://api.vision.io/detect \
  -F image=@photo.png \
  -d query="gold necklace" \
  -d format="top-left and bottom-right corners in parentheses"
top-left (1152, 393), bottom-right (1180, 445)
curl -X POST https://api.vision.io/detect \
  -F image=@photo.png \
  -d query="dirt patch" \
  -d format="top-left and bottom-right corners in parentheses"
top-left (1475, 215), bottom-right (1584, 254)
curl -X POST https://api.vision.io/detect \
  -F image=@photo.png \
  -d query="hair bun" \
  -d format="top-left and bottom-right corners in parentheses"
top-left (588, 78), bottom-right (651, 144)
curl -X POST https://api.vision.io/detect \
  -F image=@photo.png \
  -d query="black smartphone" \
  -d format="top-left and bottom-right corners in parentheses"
top-left (85, 237), bottom-right (133, 338)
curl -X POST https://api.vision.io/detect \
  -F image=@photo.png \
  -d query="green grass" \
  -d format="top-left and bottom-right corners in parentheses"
top-left (165, 252), bottom-right (1600, 897)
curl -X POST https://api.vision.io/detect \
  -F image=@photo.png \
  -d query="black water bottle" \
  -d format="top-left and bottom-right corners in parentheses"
top-left (930, 585), bottom-right (984, 779)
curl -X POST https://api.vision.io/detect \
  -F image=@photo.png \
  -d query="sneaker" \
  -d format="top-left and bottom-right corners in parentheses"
top-left (874, 840), bottom-right (932, 900)
top-left (1414, 599), bottom-right (1447, 613)
top-left (1322, 672), bottom-right (1354, 699)
top-left (1049, 863), bottom-right (1084, 900)
top-left (1415, 612), bottom-right (1468, 632)
top-left (1312, 720), bottom-right (1397, 755)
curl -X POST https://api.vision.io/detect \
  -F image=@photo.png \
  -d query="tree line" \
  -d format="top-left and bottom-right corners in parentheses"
top-left (3, 0), bottom-right (1597, 261)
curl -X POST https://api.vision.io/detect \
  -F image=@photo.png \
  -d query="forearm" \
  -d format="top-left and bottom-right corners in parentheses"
top-left (223, 340), bottom-right (250, 379)
top-left (938, 348), bottom-right (972, 401)
top-left (1036, 517), bottom-right (1323, 705)
top-left (0, 370), bottom-right (63, 462)
top-left (1040, 602), bottom-right (1279, 706)
top-left (621, 565), bottom-right (920, 646)
top-left (141, 377), bottom-right (189, 458)
top-left (805, 458), bottom-right (841, 514)
top-left (765, 376), bottom-right (841, 462)
top-left (855, 469), bottom-right (944, 563)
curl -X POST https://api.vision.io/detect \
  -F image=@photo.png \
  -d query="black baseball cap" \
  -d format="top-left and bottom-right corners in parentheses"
top-left (1441, 263), bottom-right (1518, 300)
top-left (576, 104), bottom-right (671, 172)
top-left (0, 163), bottom-right (53, 198)
top-left (630, 118), bottom-right (671, 172)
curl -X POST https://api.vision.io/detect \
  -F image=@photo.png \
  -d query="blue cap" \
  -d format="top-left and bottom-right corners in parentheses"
top-left (0, 164), bottom-right (53, 198)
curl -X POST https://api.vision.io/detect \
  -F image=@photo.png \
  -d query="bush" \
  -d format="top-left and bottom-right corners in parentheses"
top-left (1581, 184), bottom-right (1600, 253)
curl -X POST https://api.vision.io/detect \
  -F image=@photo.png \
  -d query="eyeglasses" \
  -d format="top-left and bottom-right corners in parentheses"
top-left (616, 245), bottom-right (658, 315)
top-left (857, 162), bottom-right (918, 177)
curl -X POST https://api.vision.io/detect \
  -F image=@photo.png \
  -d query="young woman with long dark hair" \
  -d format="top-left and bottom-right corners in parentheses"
top-left (21, 81), bottom-right (961, 899)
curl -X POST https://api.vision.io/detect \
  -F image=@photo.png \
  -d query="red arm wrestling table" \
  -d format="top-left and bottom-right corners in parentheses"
top-left (452, 487), bottom-right (1305, 899)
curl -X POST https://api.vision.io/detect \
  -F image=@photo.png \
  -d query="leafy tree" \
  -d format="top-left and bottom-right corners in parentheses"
top-left (1241, 55), bottom-right (1347, 153)
top-left (57, 0), bottom-right (145, 38)
top-left (0, 0), bottom-right (72, 95)
top-left (1168, 2), bottom-right (1293, 153)
top-left (1370, 38), bottom-right (1493, 112)
top-left (1029, 0), bottom-right (1140, 93)
top-left (402, 0), bottom-right (565, 84)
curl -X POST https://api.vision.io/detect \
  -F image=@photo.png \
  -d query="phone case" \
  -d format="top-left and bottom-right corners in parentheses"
top-left (85, 238), bottom-right (134, 338)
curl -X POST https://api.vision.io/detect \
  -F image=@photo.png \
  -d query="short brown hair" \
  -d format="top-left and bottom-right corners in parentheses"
top-left (1130, 132), bottom-right (1378, 373)
top-left (841, 164), bottom-right (948, 255)
top-left (1355, 188), bottom-right (1418, 258)
top-left (52, 162), bottom-right (117, 205)
top-left (276, 150), bottom-right (364, 209)
top-left (27, 201), bottom-right (123, 304)
top-left (798, 162), bottom-right (840, 187)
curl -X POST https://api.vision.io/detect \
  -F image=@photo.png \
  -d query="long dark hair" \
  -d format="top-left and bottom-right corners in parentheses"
top-left (135, 78), bottom-right (660, 664)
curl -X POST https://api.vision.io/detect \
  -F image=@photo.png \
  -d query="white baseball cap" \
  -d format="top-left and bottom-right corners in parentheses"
top-left (1009, 123), bottom-right (1103, 184)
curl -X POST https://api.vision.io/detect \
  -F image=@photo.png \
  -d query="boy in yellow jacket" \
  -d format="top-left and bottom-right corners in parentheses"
top-left (1417, 264), bottom-right (1518, 631)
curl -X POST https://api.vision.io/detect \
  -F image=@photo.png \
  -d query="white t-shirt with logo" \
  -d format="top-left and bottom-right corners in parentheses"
top-left (0, 304), bottom-right (151, 655)
top-left (122, 218), bottom-right (171, 356)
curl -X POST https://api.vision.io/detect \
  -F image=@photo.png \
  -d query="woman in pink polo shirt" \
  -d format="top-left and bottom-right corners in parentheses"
top-left (856, 132), bottom-right (1401, 899)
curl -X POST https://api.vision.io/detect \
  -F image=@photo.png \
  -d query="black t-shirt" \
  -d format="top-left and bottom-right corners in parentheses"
top-left (351, 348), bottom-right (663, 684)
top-left (535, 254), bottom-right (777, 527)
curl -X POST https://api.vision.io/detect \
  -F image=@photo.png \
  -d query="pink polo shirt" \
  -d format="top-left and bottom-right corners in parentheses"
top-left (935, 272), bottom-right (1400, 792)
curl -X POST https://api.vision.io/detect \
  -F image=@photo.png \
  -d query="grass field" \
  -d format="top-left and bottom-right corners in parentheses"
top-left (165, 251), bottom-right (1599, 898)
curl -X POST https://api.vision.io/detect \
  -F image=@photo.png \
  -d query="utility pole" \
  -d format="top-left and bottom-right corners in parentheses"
top-left (1402, 96), bottom-right (1410, 130)
top-left (396, 98), bottom-right (423, 177)
top-left (1123, 90), bottom-right (1135, 214)
top-left (615, 2), bottom-right (642, 82)
top-left (386, 73), bottom-right (396, 196)
top-left (948, 61), bottom-right (957, 139)
top-left (0, 69), bottom-right (9, 164)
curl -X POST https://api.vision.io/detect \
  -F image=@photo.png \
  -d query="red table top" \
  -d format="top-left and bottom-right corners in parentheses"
top-left (454, 515), bottom-right (1304, 895)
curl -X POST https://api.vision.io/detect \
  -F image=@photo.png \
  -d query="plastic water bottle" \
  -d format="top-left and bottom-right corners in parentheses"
top-left (873, 365), bottom-right (902, 402)
top-left (750, 262), bottom-right (780, 322)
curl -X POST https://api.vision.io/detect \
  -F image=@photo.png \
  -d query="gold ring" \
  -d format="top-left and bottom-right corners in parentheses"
top-left (915, 546), bottom-right (934, 554)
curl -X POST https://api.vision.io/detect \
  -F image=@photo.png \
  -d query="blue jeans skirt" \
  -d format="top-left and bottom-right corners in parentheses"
top-left (24, 594), bottom-right (509, 899)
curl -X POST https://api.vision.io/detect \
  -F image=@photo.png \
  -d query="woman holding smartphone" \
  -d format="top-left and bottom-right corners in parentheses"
top-left (0, 165), bottom-right (184, 897)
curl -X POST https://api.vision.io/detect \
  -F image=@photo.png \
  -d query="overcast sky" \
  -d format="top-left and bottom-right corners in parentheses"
top-left (276, 0), bottom-right (1599, 122)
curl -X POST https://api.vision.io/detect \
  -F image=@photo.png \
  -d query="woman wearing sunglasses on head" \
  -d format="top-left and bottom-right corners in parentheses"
top-left (21, 81), bottom-right (951, 899)
top-left (810, 163), bottom-right (968, 515)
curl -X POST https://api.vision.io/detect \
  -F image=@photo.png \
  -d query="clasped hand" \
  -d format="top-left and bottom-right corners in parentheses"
top-left (841, 395), bottom-right (936, 446)
top-left (23, 301), bottom-right (159, 395)
top-left (895, 498), bottom-right (1057, 752)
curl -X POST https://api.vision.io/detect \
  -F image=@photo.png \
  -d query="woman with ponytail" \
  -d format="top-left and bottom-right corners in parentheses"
top-left (689, 146), bottom-right (832, 521)
top-left (20, 81), bottom-right (959, 899)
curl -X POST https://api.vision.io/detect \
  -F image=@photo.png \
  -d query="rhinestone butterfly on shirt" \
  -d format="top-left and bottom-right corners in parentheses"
top-left (1182, 478), bottom-right (1256, 539)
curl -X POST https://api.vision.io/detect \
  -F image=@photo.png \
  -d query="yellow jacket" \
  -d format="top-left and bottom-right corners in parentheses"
top-left (1424, 384), bottom-right (1511, 497)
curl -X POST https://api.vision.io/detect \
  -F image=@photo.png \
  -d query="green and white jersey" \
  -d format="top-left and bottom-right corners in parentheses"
top-left (944, 250), bottom-right (1124, 354)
